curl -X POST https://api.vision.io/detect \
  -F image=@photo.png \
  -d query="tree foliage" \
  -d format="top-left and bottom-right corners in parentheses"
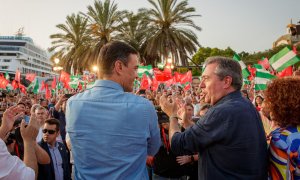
top-left (49, 0), bottom-right (201, 73)
top-left (192, 47), bottom-right (235, 66)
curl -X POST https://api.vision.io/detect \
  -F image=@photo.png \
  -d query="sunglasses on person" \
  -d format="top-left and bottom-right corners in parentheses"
top-left (42, 129), bottom-right (56, 134)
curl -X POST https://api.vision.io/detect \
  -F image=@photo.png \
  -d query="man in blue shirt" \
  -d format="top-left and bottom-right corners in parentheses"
top-left (66, 41), bottom-right (160, 179)
top-left (163, 57), bottom-right (268, 179)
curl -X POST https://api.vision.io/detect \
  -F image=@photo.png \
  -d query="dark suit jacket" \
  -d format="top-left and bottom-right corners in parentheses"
top-left (38, 139), bottom-right (71, 180)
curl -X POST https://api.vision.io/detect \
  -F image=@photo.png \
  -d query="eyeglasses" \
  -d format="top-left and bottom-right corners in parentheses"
top-left (42, 129), bottom-right (56, 134)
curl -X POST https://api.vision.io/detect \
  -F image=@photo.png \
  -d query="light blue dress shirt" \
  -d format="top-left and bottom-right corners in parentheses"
top-left (66, 80), bottom-right (161, 180)
top-left (48, 142), bottom-right (64, 180)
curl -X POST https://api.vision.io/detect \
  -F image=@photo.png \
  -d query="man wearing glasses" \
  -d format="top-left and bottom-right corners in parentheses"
top-left (38, 118), bottom-right (71, 180)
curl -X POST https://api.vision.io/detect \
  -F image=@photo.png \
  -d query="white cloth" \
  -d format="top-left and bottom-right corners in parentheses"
top-left (36, 128), bottom-right (43, 142)
top-left (193, 103), bottom-right (201, 116)
top-left (0, 139), bottom-right (35, 180)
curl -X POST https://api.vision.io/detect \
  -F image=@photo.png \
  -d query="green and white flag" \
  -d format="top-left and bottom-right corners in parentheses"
top-left (27, 82), bottom-right (34, 91)
top-left (5, 72), bottom-right (9, 80)
top-left (253, 64), bottom-right (276, 90)
top-left (243, 78), bottom-right (251, 85)
top-left (69, 75), bottom-right (81, 89)
top-left (233, 53), bottom-right (250, 78)
top-left (33, 79), bottom-right (39, 94)
top-left (269, 47), bottom-right (300, 72)
top-left (138, 65), bottom-right (153, 78)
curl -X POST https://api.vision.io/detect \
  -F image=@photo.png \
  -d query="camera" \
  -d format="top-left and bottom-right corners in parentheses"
top-left (64, 94), bottom-right (73, 98)
top-left (5, 132), bottom-right (16, 145)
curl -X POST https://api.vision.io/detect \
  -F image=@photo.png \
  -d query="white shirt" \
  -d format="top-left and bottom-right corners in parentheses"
top-left (36, 128), bottom-right (43, 142)
top-left (0, 139), bottom-right (35, 180)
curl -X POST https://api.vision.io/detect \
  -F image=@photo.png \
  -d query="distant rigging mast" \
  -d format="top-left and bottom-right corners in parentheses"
top-left (15, 27), bottom-right (25, 37)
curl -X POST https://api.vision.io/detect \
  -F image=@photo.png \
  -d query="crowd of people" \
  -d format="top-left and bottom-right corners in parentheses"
top-left (0, 41), bottom-right (300, 180)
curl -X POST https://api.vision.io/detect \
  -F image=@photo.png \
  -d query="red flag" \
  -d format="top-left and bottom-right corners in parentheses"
top-left (181, 71), bottom-right (192, 84)
top-left (174, 71), bottom-right (192, 84)
top-left (277, 66), bottom-right (293, 77)
top-left (153, 68), bottom-right (172, 81)
top-left (40, 81), bottom-right (46, 91)
top-left (19, 84), bottom-right (27, 94)
top-left (11, 80), bottom-right (19, 90)
top-left (164, 78), bottom-right (174, 87)
top-left (78, 82), bottom-right (82, 90)
top-left (60, 71), bottom-right (71, 89)
top-left (0, 77), bottom-right (9, 88)
top-left (140, 74), bottom-right (151, 90)
top-left (183, 83), bottom-right (191, 91)
top-left (174, 72), bottom-right (182, 83)
top-left (151, 77), bottom-right (159, 91)
top-left (247, 65), bottom-right (256, 78)
top-left (52, 77), bottom-right (57, 89)
top-left (258, 58), bottom-right (270, 70)
top-left (45, 86), bottom-right (51, 100)
top-left (60, 71), bottom-right (70, 83)
top-left (64, 81), bottom-right (71, 90)
top-left (293, 46), bottom-right (297, 54)
top-left (25, 73), bottom-right (36, 82)
top-left (15, 69), bottom-right (21, 82)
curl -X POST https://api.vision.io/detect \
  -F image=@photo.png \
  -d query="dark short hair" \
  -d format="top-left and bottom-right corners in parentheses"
top-left (45, 118), bottom-right (60, 131)
top-left (254, 95), bottom-right (264, 107)
top-left (97, 41), bottom-right (138, 76)
top-left (157, 111), bottom-right (169, 124)
top-left (204, 56), bottom-right (243, 90)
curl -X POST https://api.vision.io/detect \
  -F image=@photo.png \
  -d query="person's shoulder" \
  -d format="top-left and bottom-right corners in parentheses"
top-left (125, 92), bottom-right (151, 104)
top-left (68, 90), bottom-right (90, 102)
top-left (219, 95), bottom-right (253, 111)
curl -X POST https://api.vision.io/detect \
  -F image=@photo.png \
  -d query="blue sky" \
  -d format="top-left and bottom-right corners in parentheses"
top-left (0, 0), bottom-right (299, 53)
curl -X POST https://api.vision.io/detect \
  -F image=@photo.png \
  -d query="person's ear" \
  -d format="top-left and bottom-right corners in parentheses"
top-left (114, 60), bottom-right (123, 75)
top-left (223, 76), bottom-right (233, 89)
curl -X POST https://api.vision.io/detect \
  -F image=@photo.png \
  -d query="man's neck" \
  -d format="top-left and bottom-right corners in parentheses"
top-left (48, 141), bottom-right (57, 148)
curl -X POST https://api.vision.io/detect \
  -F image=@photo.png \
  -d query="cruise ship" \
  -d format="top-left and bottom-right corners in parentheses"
top-left (0, 35), bottom-right (54, 82)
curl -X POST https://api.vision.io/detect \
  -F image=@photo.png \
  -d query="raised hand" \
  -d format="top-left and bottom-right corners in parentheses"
top-left (159, 95), bottom-right (178, 117)
top-left (1, 105), bottom-right (24, 131)
top-left (20, 114), bottom-right (39, 141)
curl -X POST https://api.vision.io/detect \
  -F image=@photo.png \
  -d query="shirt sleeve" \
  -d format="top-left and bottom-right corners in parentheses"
top-left (171, 108), bottom-right (227, 155)
top-left (0, 139), bottom-right (35, 180)
top-left (146, 102), bottom-right (161, 156)
top-left (52, 108), bottom-right (60, 119)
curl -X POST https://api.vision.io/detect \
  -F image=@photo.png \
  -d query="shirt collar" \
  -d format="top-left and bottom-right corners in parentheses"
top-left (214, 90), bottom-right (242, 106)
top-left (93, 80), bottom-right (124, 92)
top-left (47, 142), bottom-right (58, 149)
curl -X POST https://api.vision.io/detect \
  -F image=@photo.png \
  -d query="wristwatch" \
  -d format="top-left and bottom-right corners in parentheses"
top-left (190, 155), bottom-right (194, 162)
top-left (190, 155), bottom-right (195, 164)
top-left (170, 115), bottom-right (179, 120)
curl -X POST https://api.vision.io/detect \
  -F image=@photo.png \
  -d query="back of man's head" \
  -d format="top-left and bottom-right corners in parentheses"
top-left (97, 41), bottom-right (138, 77)
top-left (204, 56), bottom-right (243, 91)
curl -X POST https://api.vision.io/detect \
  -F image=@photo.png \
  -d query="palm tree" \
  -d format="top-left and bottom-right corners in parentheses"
top-left (49, 13), bottom-right (92, 73)
top-left (115, 11), bottom-right (158, 65)
top-left (84, 0), bottom-right (126, 60)
top-left (141, 0), bottom-right (201, 66)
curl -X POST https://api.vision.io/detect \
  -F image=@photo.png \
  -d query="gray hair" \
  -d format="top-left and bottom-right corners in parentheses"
top-left (204, 56), bottom-right (243, 90)
top-left (35, 106), bottom-right (47, 113)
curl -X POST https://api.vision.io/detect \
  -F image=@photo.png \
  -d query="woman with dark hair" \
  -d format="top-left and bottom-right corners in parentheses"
top-left (254, 95), bottom-right (264, 111)
top-left (265, 77), bottom-right (300, 179)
